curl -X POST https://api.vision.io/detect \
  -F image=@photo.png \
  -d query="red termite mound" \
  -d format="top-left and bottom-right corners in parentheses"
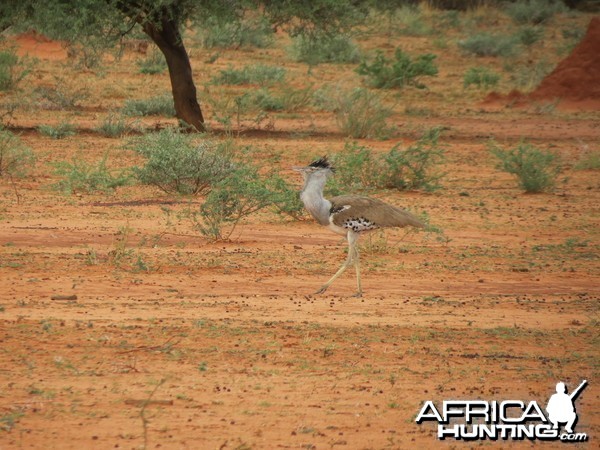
top-left (485, 16), bottom-right (600, 110)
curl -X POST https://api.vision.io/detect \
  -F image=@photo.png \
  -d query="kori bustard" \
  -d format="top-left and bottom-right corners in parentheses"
top-left (294, 156), bottom-right (425, 297)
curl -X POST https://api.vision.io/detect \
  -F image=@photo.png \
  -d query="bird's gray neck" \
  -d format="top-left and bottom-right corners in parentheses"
top-left (300, 176), bottom-right (331, 226)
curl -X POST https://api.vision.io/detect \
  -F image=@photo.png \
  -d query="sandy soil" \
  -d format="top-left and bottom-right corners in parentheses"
top-left (1, 10), bottom-right (599, 450)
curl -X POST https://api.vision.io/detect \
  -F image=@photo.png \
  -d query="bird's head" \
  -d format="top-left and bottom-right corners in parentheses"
top-left (292, 156), bottom-right (335, 181)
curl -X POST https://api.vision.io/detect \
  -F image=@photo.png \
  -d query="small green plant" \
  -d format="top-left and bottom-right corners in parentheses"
top-left (489, 141), bottom-right (560, 193)
top-left (330, 87), bottom-right (394, 139)
top-left (505, 0), bottom-right (566, 25)
top-left (197, 16), bottom-right (274, 49)
top-left (327, 129), bottom-right (446, 194)
top-left (0, 48), bottom-right (32, 91)
top-left (34, 79), bottom-right (89, 109)
top-left (356, 48), bottom-right (437, 89)
top-left (289, 33), bottom-right (361, 65)
top-left (194, 165), bottom-right (275, 240)
top-left (0, 411), bottom-right (24, 431)
top-left (38, 122), bottom-right (76, 139)
top-left (136, 48), bottom-right (167, 74)
top-left (516, 26), bottom-right (544, 47)
top-left (507, 59), bottom-right (554, 91)
top-left (463, 67), bottom-right (500, 89)
top-left (381, 127), bottom-right (446, 192)
top-left (458, 33), bottom-right (517, 57)
top-left (211, 64), bottom-right (285, 86)
top-left (575, 150), bottom-right (600, 170)
top-left (328, 142), bottom-right (380, 194)
top-left (52, 153), bottom-right (131, 194)
top-left (132, 129), bottom-right (235, 195)
top-left (0, 128), bottom-right (35, 178)
top-left (96, 113), bottom-right (133, 137)
top-left (122, 95), bottom-right (175, 117)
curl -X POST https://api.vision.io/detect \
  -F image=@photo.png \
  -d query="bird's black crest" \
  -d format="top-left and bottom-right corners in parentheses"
top-left (309, 156), bottom-right (335, 172)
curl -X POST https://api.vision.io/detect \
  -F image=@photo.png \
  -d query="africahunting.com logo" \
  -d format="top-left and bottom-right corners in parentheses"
top-left (416, 380), bottom-right (589, 442)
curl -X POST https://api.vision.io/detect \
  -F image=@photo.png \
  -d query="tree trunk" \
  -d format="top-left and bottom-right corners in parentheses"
top-left (141, 15), bottom-right (205, 132)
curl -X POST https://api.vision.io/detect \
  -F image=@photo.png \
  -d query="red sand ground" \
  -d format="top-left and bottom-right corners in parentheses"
top-left (1, 11), bottom-right (599, 450)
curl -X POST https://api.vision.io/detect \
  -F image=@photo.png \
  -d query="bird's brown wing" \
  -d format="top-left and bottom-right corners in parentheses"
top-left (329, 195), bottom-right (425, 229)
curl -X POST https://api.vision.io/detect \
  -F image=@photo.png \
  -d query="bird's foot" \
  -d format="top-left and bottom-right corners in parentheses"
top-left (315, 286), bottom-right (329, 295)
top-left (351, 292), bottom-right (363, 298)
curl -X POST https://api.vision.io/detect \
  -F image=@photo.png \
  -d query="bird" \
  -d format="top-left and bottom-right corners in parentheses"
top-left (293, 156), bottom-right (425, 297)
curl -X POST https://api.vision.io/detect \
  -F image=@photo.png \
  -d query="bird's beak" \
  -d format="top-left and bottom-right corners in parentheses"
top-left (291, 166), bottom-right (306, 172)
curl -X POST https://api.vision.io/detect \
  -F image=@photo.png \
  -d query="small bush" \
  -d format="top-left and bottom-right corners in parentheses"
top-left (516, 26), bottom-right (544, 47)
top-left (38, 122), bottom-right (76, 139)
top-left (195, 165), bottom-right (275, 240)
top-left (356, 48), bottom-right (438, 89)
top-left (458, 33), bottom-right (517, 57)
top-left (197, 16), bottom-right (274, 49)
top-left (463, 67), bottom-right (500, 89)
top-left (574, 150), bottom-right (600, 170)
top-left (96, 114), bottom-right (133, 137)
top-left (490, 141), bottom-right (560, 193)
top-left (380, 127), bottom-right (446, 192)
top-left (137, 49), bottom-right (167, 74)
top-left (330, 87), bottom-right (394, 139)
top-left (0, 128), bottom-right (35, 178)
top-left (328, 142), bottom-right (380, 194)
top-left (34, 79), bottom-right (89, 109)
top-left (0, 49), bottom-right (31, 91)
top-left (211, 64), bottom-right (285, 86)
top-left (52, 153), bottom-right (131, 194)
top-left (122, 95), bottom-right (175, 117)
top-left (327, 128), bottom-right (446, 194)
top-left (132, 129), bottom-right (235, 195)
top-left (505, 0), bottom-right (566, 25)
top-left (507, 59), bottom-right (554, 91)
top-left (289, 33), bottom-right (361, 65)
top-left (392, 5), bottom-right (432, 36)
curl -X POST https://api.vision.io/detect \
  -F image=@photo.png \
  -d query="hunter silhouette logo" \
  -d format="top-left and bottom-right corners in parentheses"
top-left (547, 380), bottom-right (587, 435)
top-left (416, 380), bottom-right (589, 442)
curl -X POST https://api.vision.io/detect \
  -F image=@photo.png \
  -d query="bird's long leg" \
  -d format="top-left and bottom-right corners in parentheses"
top-left (316, 231), bottom-right (359, 296)
top-left (352, 237), bottom-right (362, 298)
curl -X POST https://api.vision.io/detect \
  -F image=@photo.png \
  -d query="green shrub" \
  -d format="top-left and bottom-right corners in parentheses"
top-left (34, 79), bottom-right (89, 109)
top-left (289, 33), bottom-right (361, 65)
top-left (463, 67), bottom-right (500, 89)
top-left (122, 95), bottom-right (175, 117)
top-left (0, 49), bottom-right (31, 91)
top-left (380, 127), bottom-right (446, 192)
top-left (356, 48), bottom-right (438, 89)
top-left (195, 165), bottom-right (275, 240)
top-left (327, 128), bottom-right (446, 194)
top-left (52, 154), bottom-right (131, 194)
top-left (197, 16), bottom-right (274, 49)
top-left (0, 128), bottom-right (35, 178)
top-left (96, 113), bottom-right (132, 137)
top-left (211, 64), bottom-right (285, 86)
top-left (38, 122), bottom-right (76, 139)
top-left (328, 142), bottom-right (380, 194)
top-left (137, 49), bottom-right (167, 74)
top-left (132, 129), bottom-right (235, 195)
top-left (392, 5), bottom-right (432, 36)
top-left (508, 59), bottom-right (554, 91)
top-left (330, 87), bottom-right (394, 139)
top-left (490, 141), bottom-right (560, 193)
top-left (458, 33), bottom-right (517, 57)
top-left (516, 26), bottom-right (544, 47)
top-left (575, 150), bottom-right (600, 170)
top-left (505, 0), bottom-right (566, 25)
